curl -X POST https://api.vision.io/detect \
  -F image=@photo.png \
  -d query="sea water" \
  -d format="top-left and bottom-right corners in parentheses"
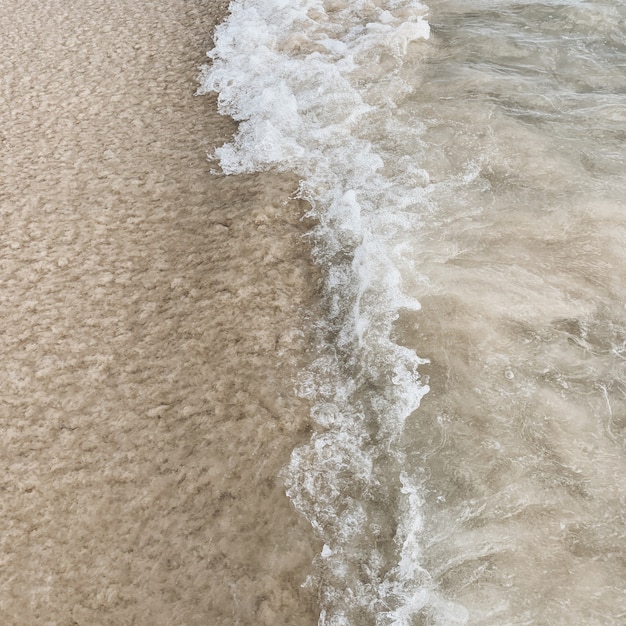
top-left (199, 0), bottom-right (626, 623)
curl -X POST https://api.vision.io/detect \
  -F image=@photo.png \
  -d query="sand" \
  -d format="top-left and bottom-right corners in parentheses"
top-left (0, 0), bottom-right (319, 623)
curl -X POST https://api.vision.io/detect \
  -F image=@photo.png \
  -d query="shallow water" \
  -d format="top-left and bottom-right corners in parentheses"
top-left (203, 0), bottom-right (626, 623)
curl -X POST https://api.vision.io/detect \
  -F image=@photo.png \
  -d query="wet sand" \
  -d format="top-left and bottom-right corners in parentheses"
top-left (0, 0), bottom-right (319, 623)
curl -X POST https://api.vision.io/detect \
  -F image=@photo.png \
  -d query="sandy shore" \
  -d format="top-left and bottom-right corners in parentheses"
top-left (0, 0), bottom-right (318, 623)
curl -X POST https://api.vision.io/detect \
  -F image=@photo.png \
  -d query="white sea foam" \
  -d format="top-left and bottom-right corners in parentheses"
top-left (199, 0), bottom-right (456, 623)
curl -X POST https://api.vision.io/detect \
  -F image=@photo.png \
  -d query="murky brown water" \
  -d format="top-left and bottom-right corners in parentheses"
top-left (0, 1), bottom-right (318, 623)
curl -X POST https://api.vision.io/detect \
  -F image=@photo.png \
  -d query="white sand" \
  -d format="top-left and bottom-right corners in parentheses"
top-left (0, 0), bottom-right (318, 623)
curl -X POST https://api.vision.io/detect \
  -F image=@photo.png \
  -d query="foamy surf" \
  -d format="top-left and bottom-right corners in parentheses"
top-left (199, 1), bottom-right (457, 622)
top-left (201, 0), bottom-right (626, 623)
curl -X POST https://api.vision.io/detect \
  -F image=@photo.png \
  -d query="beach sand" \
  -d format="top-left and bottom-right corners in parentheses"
top-left (0, 0), bottom-right (319, 623)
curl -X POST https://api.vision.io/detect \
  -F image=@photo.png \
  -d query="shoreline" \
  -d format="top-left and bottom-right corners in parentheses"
top-left (0, 0), bottom-right (319, 623)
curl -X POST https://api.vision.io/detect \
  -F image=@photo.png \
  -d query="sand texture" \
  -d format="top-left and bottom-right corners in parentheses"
top-left (0, 0), bottom-right (318, 623)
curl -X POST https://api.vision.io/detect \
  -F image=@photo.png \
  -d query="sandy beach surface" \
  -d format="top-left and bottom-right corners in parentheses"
top-left (0, 1), bottom-right (319, 623)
